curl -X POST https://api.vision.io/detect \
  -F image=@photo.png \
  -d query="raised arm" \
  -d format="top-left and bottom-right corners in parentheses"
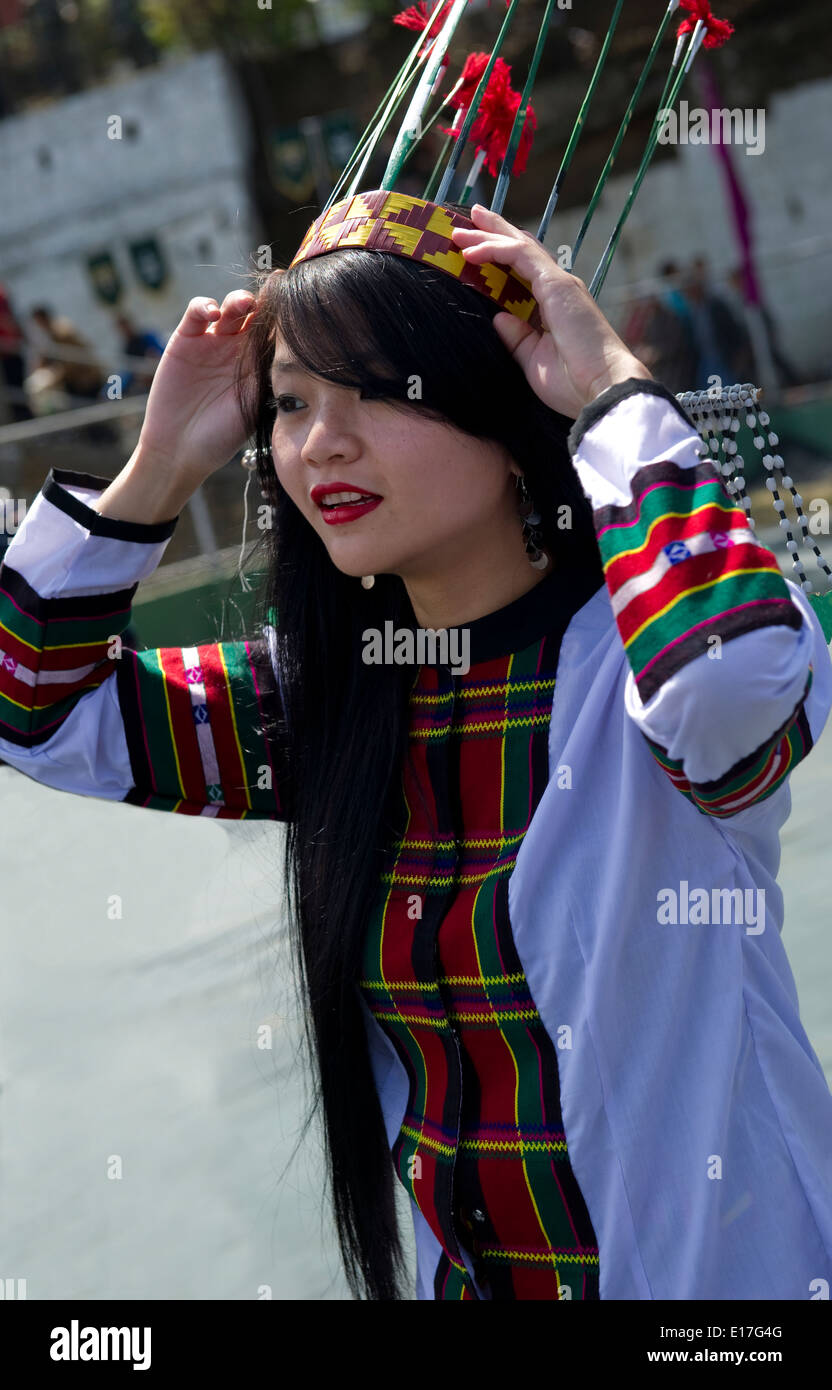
top-left (0, 287), bottom-right (292, 820)
top-left (566, 379), bottom-right (832, 818)
top-left (0, 470), bottom-right (288, 819)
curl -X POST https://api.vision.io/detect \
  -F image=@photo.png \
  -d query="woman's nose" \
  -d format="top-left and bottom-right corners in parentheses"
top-left (301, 415), bottom-right (361, 467)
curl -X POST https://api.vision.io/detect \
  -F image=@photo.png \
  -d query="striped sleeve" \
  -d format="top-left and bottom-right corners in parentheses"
top-left (0, 468), bottom-right (288, 821)
top-left (568, 379), bottom-right (832, 819)
top-left (0, 559), bottom-right (136, 746)
top-left (115, 636), bottom-right (287, 818)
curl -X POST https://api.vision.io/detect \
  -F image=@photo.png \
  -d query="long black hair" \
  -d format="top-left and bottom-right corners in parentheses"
top-left (235, 229), bottom-right (604, 1300)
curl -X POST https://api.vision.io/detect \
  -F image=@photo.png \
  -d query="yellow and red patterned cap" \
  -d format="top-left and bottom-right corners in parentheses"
top-left (289, 189), bottom-right (543, 333)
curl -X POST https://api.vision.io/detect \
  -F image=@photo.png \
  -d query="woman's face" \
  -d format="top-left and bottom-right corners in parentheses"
top-left (268, 329), bottom-right (520, 584)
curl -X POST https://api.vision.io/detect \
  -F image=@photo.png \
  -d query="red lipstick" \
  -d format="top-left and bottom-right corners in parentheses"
top-left (310, 481), bottom-right (383, 526)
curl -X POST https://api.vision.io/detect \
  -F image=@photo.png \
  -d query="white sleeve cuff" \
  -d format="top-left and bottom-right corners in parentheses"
top-left (625, 581), bottom-right (832, 785)
top-left (568, 380), bottom-right (703, 509)
top-left (3, 468), bottom-right (177, 598)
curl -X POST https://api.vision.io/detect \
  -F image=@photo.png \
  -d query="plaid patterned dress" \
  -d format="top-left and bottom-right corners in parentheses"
top-left (360, 564), bottom-right (604, 1300)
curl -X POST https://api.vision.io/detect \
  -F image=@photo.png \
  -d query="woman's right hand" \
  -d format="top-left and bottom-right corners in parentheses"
top-left (135, 290), bottom-right (262, 491)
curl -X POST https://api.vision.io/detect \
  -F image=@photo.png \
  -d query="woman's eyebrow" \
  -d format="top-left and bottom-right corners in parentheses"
top-left (270, 358), bottom-right (315, 391)
top-left (270, 358), bottom-right (306, 384)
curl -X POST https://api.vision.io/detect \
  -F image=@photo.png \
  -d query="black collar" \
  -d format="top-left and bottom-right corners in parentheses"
top-left (409, 563), bottom-right (605, 665)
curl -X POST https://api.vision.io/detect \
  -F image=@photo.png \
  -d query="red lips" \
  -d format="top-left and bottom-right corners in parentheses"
top-left (310, 481), bottom-right (382, 505)
top-left (310, 481), bottom-right (383, 526)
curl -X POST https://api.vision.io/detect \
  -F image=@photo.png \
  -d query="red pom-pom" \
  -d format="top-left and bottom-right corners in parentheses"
top-left (677, 0), bottom-right (735, 50)
top-left (472, 88), bottom-right (537, 176)
top-left (392, 2), bottom-right (451, 39)
top-left (392, 0), bottom-right (512, 37)
top-left (438, 52), bottom-right (499, 135)
top-left (439, 51), bottom-right (536, 177)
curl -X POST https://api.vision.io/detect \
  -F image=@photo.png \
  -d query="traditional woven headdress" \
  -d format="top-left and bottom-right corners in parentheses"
top-left (291, 189), bottom-right (544, 329)
top-left (268, 0), bottom-right (832, 628)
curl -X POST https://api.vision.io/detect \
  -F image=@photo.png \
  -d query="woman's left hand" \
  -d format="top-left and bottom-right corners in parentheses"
top-left (450, 204), bottom-right (653, 420)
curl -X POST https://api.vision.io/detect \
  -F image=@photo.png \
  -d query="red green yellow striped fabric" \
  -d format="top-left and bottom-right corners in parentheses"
top-left (117, 639), bottom-right (285, 818)
top-left (0, 558), bottom-right (285, 818)
top-left (0, 562), bottom-right (134, 746)
top-left (594, 459), bottom-right (802, 704)
top-left (360, 634), bottom-right (600, 1301)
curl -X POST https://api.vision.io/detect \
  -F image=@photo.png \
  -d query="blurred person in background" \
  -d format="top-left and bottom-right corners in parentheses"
top-left (29, 305), bottom-right (104, 399)
top-left (28, 305), bottom-right (118, 444)
top-left (0, 283), bottom-right (33, 423)
top-left (684, 255), bottom-right (747, 389)
top-left (719, 267), bottom-right (757, 383)
top-left (724, 267), bottom-right (802, 388)
top-left (114, 312), bottom-right (167, 395)
top-left (622, 260), bottom-right (698, 394)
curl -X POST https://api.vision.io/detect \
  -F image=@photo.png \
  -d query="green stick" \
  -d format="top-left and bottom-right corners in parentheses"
top-left (397, 76), bottom-right (466, 178)
top-left (434, 0), bottom-right (522, 205)
top-left (653, 26), bottom-right (688, 125)
top-left (381, 0), bottom-right (470, 190)
top-left (490, 0), bottom-right (558, 216)
top-left (322, 22), bottom-right (429, 214)
top-left (458, 147), bottom-right (487, 205)
top-left (420, 76), bottom-right (465, 141)
top-left (345, 44), bottom-right (435, 199)
top-left (423, 123), bottom-right (458, 201)
top-left (588, 20), bottom-right (707, 299)
top-left (570, 0), bottom-right (680, 266)
top-left (535, 0), bottom-right (625, 242)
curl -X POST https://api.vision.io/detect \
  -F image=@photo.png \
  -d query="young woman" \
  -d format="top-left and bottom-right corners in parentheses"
top-left (2, 203), bottom-right (831, 1302)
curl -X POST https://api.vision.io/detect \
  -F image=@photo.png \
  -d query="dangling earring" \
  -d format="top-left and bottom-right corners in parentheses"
top-left (360, 575), bottom-right (375, 589)
top-left (514, 473), bottom-right (550, 571)
top-left (238, 445), bottom-right (270, 592)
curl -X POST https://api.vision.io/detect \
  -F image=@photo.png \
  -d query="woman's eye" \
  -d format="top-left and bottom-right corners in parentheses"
top-left (268, 393), bottom-right (305, 414)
